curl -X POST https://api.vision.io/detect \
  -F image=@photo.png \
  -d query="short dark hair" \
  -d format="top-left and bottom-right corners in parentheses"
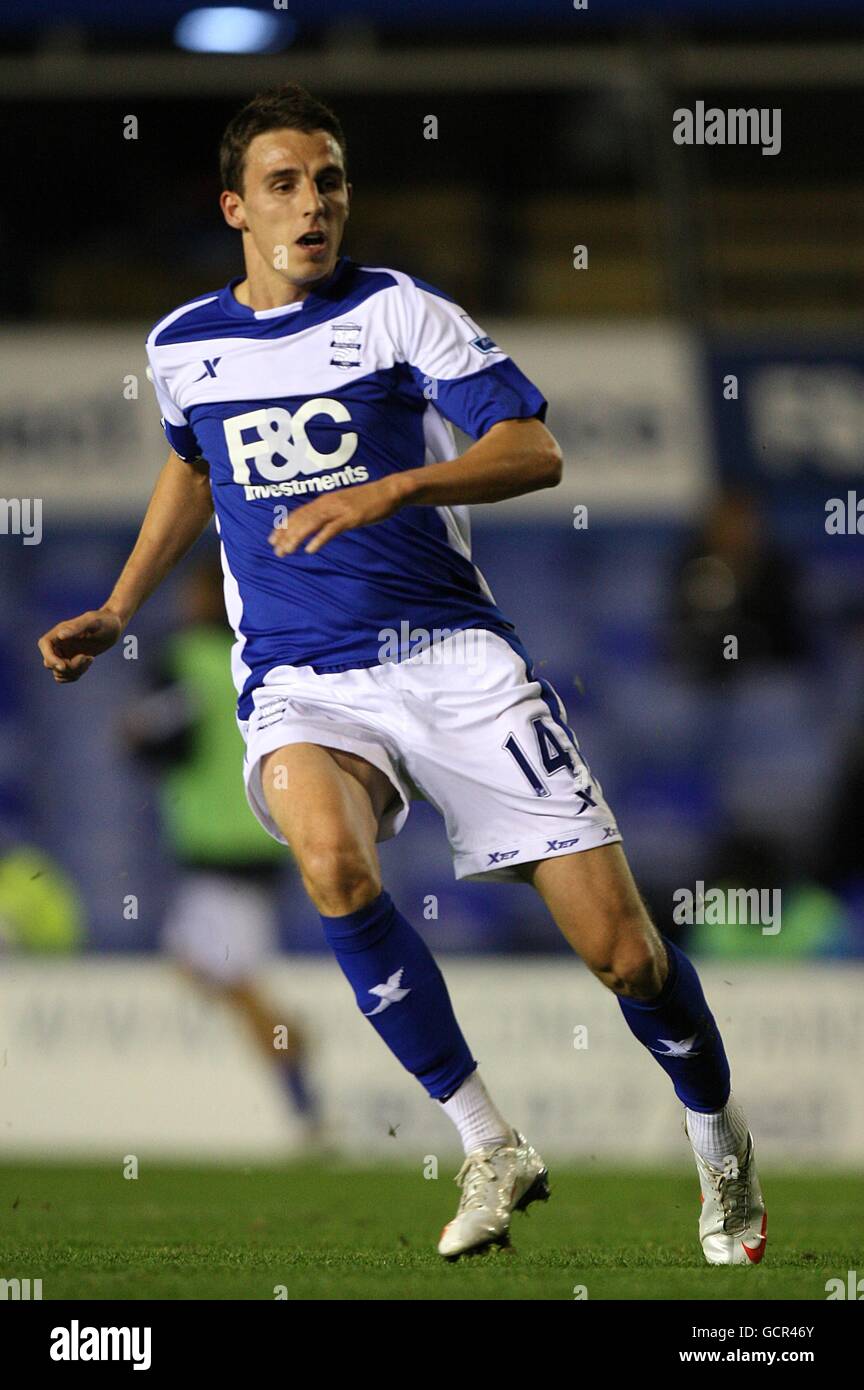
top-left (219, 83), bottom-right (347, 197)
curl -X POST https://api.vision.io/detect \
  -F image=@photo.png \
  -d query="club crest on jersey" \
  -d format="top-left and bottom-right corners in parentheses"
top-left (329, 321), bottom-right (362, 368)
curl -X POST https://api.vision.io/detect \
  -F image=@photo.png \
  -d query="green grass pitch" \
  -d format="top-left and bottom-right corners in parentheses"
top-left (1, 1162), bottom-right (861, 1300)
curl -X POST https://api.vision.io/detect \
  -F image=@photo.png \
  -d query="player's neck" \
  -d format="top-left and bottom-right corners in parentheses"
top-left (231, 271), bottom-right (309, 311)
top-left (232, 252), bottom-right (343, 312)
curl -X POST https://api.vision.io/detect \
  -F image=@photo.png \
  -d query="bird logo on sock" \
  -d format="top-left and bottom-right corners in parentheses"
top-left (650, 1033), bottom-right (701, 1057)
top-left (364, 968), bottom-right (411, 1016)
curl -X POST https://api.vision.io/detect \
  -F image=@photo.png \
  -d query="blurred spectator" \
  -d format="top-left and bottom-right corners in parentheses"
top-left (121, 552), bottom-right (322, 1141)
top-left (669, 488), bottom-right (808, 681)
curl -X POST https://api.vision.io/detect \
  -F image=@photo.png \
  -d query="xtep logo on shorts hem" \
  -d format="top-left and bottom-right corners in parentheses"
top-left (546, 836), bottom-right (581, 851)
top-left (487, 849), bottom-right (519, 864)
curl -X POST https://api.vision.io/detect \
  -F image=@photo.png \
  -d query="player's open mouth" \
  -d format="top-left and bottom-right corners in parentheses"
top-left (296, 231), bottom-right (327, 249)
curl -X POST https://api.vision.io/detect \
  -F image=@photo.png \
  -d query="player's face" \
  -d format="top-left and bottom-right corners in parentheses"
top-left (230, 128), bottom-right (350, 286)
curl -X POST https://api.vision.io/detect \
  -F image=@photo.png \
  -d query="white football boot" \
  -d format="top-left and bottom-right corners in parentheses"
top-left (686, 1119), bottom-right (768, 1266)
top-left (437, 1129), bottom-right (550, 1261)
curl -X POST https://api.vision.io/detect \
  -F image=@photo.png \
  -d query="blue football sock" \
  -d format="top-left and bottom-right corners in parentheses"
top-left (320, 890), bottom-right (476, 1101)
top-left (617, 937), bottom-right (731, 1112)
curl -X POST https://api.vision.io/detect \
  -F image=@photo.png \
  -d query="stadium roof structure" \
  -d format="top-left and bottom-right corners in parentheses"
top-left (2, 0), bottom-right (863, 32)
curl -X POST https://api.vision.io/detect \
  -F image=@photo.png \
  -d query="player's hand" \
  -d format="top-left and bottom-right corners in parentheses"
top-left (37, 608), bottom-right (124, 683)
top-left (268, 475), bottom-right (409, 556)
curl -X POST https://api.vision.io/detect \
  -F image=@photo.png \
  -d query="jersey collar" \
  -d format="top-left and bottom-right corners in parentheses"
top-left (218, 255), bottom-right (354, 321)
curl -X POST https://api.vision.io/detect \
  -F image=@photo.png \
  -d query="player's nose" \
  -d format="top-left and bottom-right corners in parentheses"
top-left (299, 174), bottom-right (326, 212)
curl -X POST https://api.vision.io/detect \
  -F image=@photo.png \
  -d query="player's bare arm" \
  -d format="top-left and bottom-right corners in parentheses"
top-left (37, 449), bottom-right (213, 683)
top-left (269, 416), bottom-right (562, 556)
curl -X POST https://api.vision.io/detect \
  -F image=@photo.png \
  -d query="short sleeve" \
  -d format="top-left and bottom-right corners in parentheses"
top-left (144, 343), bottom-right (202, 463)
top-left (398, 278), bottom-right (548, 440)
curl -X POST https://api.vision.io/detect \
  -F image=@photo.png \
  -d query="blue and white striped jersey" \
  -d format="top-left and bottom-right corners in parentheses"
top-left (145, 256), bottom-right (547, 718)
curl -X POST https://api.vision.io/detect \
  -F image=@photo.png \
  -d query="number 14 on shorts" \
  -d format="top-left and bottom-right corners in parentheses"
top-left (503, 718), bottom-right (595, 803)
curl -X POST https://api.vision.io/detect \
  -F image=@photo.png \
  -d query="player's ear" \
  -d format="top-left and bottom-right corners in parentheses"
top-left (219, 189), bottom-right (246, 231)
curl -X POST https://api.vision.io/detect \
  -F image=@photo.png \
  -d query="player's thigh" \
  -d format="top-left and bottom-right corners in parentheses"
top-left (260, 742), bottom-right (391, 910)
top-left (525, 842), bottom-right (667, 996)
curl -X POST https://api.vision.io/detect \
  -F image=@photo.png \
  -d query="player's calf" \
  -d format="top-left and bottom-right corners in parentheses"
top-left (529, 844), bottom-right (665, 994)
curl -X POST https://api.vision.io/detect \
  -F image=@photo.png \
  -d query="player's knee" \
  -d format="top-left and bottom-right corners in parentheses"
top-left (609, 946), bottom-right (664, 998)
top-left (298, 838), bottom-right (380, 916)
top-left (593, 911), bottom-right (666, 998)
top-left (607, 935), bottom-right (667, 998)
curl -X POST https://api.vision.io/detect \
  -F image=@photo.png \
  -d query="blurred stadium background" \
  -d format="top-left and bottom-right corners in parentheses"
top-left (1, 0), bottom-right (863, 1174)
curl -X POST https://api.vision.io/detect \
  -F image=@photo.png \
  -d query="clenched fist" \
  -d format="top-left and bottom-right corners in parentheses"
top-left (37, 608), bottom-right (124, 684)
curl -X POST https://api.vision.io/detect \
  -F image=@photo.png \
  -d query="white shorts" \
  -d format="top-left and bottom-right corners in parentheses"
top-left (161, 870), bottom-right (277, 983)
top-left (238, 629), bottom-right (622, 883)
